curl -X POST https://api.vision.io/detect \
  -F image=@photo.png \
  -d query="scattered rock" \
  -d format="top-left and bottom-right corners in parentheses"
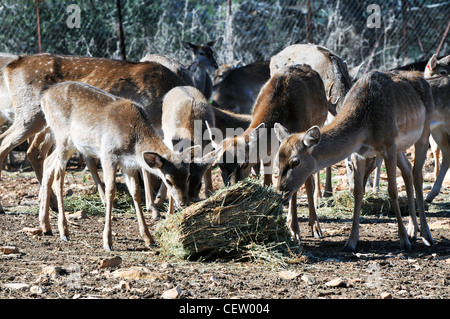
top-left (30, 285), bottom-right (47, 294)
top-left (301, 274), bottom-right (316, 285)
top-left (380, 292), bottom-right (393, 299)
top-left (67, 210), bottom-right (89, 220)
top-left (278, 270), bottom-right (301, 280)
top-left (325, 277), bottom-right (347, 288)
top-left (0, 246), bottom-right (19, 255)
top-left (42, 265), bottom-right (66, 276)
top-left (4, 283), bottom-right (30, 291)
top-left (161, 285), bottom-right (182, 299)
top-left (98, 256), bottom-right (122, 268)
top-left (112, 267), bottom-right (168, 281)
top-left (22, 227), bottom-right (42, 236)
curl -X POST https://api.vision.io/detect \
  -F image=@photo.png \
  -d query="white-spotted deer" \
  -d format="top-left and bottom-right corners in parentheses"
top-left (208, 64), bottom-right (329, 239)
top-left (160, 86), bottom-right (219, 213)
top-left (423, 54), bottom-right (450, 203)
top-left (39, 82), bottom-right (195, 251)
top-left (275, 70), bottom-right (434, 251)
top-left (182, 40), bottom-right (219, 100)
top-left (1, 53), bottom-right (185, 216)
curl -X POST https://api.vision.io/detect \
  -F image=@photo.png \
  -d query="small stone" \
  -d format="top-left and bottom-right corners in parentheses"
top-left (301, 274), bottom-right (316, 285)
top-left (325, 277), bottom-right (347, 287)
top-left (67, 210), bottom-right (89, 220)
top-left (22, 227), bottom-right (42, 236)
top-left (98, 256), bottom-right (122, 268)
top-left (112, 267), bottom-right (167, 281)
top-left (4, 283), bottom-right (30, 291)
top-left (278, 270), bottom-right (301, 280)
top-left (42, 265), bottom-right (65, 276)
top-left (161, 286), bottom-right (182, 299)
top-left (380, 292), bottom-right (393, 299)
top-left (1, 246), bottom-right (19, 255)
top-left (30, 285), bottom-right (46, 294)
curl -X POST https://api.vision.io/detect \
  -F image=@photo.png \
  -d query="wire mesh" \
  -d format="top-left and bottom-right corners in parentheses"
top-left (0, 0), bottom-right (449, 71)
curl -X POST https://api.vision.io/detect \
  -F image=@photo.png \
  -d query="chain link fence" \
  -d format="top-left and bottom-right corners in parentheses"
top-left (0, 0), bottom-right (449, 71)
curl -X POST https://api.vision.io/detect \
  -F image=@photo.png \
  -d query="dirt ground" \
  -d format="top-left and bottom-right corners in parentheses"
top-left (0, 150), bottom-right (448, 303)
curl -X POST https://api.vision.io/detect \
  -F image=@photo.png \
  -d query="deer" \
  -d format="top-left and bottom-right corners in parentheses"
top-left (270, 43), bottom-right (353, 201)
top-left (159, 86), bottom-right (219, 213)
top-left (424, 54), bottom-right (450, 203)
top-left (212, 61), bottom-right (270, 114)
top-left (39, 81), bottom-right (196, 251)
top-left (1, 53), bottom-right (185, 218)
top-left (274, 70), bottom-right (434, 251)
top-left (207, 64), bottom-right (329, 238)
top-left (140, 53), bottom-right (195, 87)
top-left (182, 40), bottom-right (219, 100)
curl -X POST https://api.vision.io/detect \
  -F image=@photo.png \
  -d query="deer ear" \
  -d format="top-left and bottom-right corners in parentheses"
top-left (198, 146), bottom-right (222, 166)
top-left (274, 123), bottom-right (290, 142)
top-left (427, 54), bottom-right (438, 71)
top-left (205, 120), bottom-right (221, 150)
top-left (303, 126), bottom-right (321, 150)
top-left (206, 40), bottom-right (216, 47)
top-left (181, 40), bottom-right (195, 51)
top-left (143, 152), bottom-right (165, 169)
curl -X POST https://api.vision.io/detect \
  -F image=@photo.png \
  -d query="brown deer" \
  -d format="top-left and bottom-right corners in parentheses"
top-left (182, 40), bottom-right (219, 100)
top-left (160, 86), bottom-right (219, 212)
top-left (270, 44), bottom-right (353, 201)
top-left (208, 64), bottom-right (329, 238)
top-left (418, 54), bottom-right (450, 203)
top-left (275, 70), bottom-right (434, 251)
top-left (212, 61), bottom-right (270, 114)
top-left (1, 53), bottom-right (185, 216)
top-left (140, 53), bottom-right (195, 87)
top-left (39, 81), bottom-right (195, 251)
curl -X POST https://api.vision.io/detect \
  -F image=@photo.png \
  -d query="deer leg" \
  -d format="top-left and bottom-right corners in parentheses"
top-left (84, 156), bottom-right (105, 205)
top-left (413, 136), bottom-right (433, 246)
top-left (263, 160), bottom-right (272, 186)
top-left (123, 168), bottom-right (155, 246)
top-left (39, 151), bottom-right (58, 235)
top-left (384, 148), bottom-right (411, 251)
top-left (305, 175), bottom-right (322, 238)
top-left (314, 171), bottom-right (322, 208)
top-left (203, 166), bottom-right (213, 196)
top-left (396, 152), bottom-right (418, 242)
top-left (168, 195), bottom-right (174, 215)
top-left (343, 155), bottom-right (366, 252)
top-left (430, 135), bottom-right (440, 180)
top-left (426, 130), bottom-right (449, 203)
top-left (102, 160), bottom-right (117, 251)
top-left (141, 169), bottom-right (161, 220)
top-left (323, 166), bottom-right (333, 197)
top-left (287, 191), bottom-right (300, 241)
top-left (53, 156), bottom-right (69, 241)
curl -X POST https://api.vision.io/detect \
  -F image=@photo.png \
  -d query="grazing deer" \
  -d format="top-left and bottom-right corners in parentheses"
top-left (208, 64), bottom-right (329, 238)
top-left (275, 70), bottom-right (434, 251)
top-left (270, 44), bottom-right (353, 200)
top-left (160, 86), bottom-right (219, 211)
top-left (182, 40), bottom-right (219, 100)
top-left (420, 54), bottom-right (450, 203)
top-left (39, 82), bottom-right (194, 250)
top-left (1, 53), bottom-right (184, 216)
top-left (212, 61), bottom-right (270, 114)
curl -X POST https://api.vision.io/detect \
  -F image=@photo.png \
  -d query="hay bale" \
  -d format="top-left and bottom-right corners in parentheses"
top-left (155, 178), bottom-right (290, 260)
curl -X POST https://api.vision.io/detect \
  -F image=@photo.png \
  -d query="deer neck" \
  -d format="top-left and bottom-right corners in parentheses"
top-left (312, 118), bottom-right (366, 172)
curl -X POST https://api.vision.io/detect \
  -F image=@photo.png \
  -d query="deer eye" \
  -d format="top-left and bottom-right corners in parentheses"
top-left (440, 69), bottom-right (448, 75)
top-left (291, 158), bottom-right (300, 167)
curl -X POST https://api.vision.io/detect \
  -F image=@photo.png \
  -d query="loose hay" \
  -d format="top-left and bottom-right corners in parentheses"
top-left (155, 178), bottom-right (297, 262)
